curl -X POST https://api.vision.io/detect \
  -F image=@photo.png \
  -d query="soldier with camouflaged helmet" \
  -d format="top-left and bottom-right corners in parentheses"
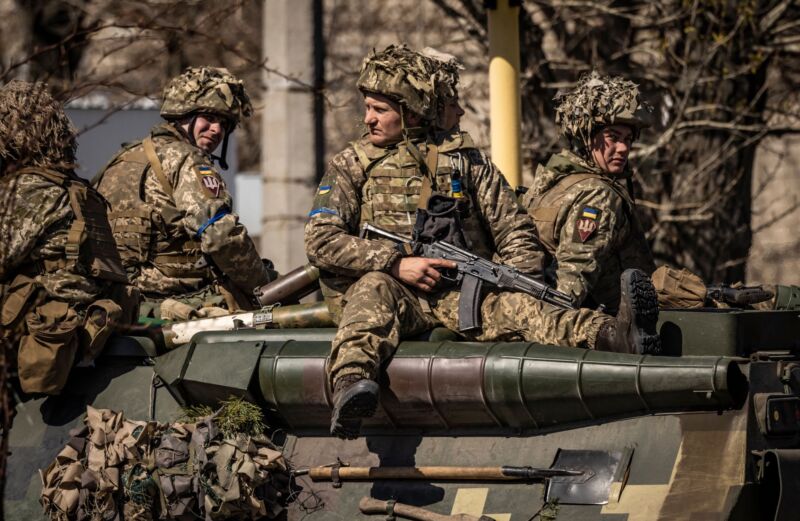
top-left (520, 71), bottom-right (657, 313)
top-left (94, 67), bottom-right (276, 319)
top-left (305, 46), bottom-right (662, 440)
top-left (518, 72), bottom-right (798, 313)
top-left (0, 81), bottom-right (138, 395)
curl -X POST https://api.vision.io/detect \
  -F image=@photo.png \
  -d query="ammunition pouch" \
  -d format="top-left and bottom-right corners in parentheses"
top-left (1, 273), bottom-right (42, 329)
top-left (651, 266), bottom-right (707, 309)
top-left (18, 300), bottom-right (81, 394)
top-left (81, 299), bottom-right (123, 363)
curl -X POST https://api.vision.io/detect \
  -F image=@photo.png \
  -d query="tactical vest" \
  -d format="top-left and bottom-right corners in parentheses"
top-left (528, 171), bottom-right (655, 308)
top-left (12, 167), bottom-right (128, 283)
top-left (352, 132), bottom-right (493, 260)
top-left (94, 128), bottom-right (211, 281)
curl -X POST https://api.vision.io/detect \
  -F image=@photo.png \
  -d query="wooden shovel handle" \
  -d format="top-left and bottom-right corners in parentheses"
top-left (359, 497), bottom-right (461, 521)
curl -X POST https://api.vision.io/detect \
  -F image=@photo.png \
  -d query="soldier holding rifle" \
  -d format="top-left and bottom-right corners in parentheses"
top-left (304, 45), bottom-right (662, 440)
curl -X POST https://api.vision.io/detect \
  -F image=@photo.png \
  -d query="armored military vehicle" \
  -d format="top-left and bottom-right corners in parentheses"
top-left (5, 307), bottom-right (799, 520)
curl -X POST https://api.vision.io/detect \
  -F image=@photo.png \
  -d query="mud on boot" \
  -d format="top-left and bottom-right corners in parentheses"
top-left (330, 375), bottom-right (380, 439)
top-left (597, 268), bottom-right (662, 355)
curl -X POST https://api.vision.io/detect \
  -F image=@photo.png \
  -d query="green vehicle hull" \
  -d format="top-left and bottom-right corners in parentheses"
top-left (6, 309), bottom-right (800, 520)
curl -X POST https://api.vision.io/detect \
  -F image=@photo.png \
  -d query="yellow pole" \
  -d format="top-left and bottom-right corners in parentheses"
top-left (487, 0), bottom-right (522, 188)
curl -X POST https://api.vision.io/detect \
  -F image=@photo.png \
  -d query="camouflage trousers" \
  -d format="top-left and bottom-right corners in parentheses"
top-left (329, 271), bottom-right (611, 384)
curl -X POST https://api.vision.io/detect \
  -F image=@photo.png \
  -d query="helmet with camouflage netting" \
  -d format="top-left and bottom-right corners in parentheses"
top-left (0, 80), bottom-right (76, 169)
top-left (554, 70), bottom-right (652, 153)
top-left (357, 44), bottom-right (438, 122)
top-left (160, 66), bottom-right (253, 127)
top-left (422, 47), bottom-right (464, 127)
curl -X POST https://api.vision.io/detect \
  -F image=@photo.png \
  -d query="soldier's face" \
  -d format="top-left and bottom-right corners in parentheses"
top-left (590, 125), bottom-right (633, 175)
top-left (363, 93), bottom-right (421, 146)
top-left (440, 96), bottom-right (465, 131)
top-left (189, 114), bottom-right (227, 153)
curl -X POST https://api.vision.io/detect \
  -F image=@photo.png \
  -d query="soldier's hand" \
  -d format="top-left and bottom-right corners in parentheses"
top-left (390, 257), bottom-right (457, 292)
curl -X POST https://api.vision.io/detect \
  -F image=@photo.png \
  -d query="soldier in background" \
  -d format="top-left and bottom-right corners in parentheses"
top-left (0, 81), bottom-right (137, 395)
top-left (95, 67), bottom-right (276, 320)
top-left (520, 71), bottom-right (655, 313)
top-left (521, 71), bottom-right (797, 312)
top-left (305, 46), bottom-right (661, 439)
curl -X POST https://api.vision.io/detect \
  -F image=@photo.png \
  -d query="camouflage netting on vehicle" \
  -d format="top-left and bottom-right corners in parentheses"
top-left (0, 80), bottom-right (77, 169)
top-left (554, 70), bottom-right (653, 152)
top-left (160, 66), bottom-right (254, 125)
top-left (356, 44), bottom-right (438, 121)
top-left (40, 400), bottom-right (295, 520)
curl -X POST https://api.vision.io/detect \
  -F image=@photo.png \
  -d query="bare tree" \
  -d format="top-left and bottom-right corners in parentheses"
top-left (435, 0), bottom-right (800, 283)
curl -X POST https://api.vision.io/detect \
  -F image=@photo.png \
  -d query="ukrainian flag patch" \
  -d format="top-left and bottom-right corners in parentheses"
top-left (582, 207), bottom-right (600, 220)
top-left (318, 185), bottom-right (332, 195)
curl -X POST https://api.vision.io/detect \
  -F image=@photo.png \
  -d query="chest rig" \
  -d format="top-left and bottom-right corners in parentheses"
top-left (352, 131), bottom-right (492, 260)
top-left (12, 167), bottom-right (127, 283)
top-left (94, 126), bottom-right (211, 281)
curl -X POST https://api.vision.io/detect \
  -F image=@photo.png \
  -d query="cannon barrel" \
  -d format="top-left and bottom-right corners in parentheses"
top-left (154, 331), bottom-right (748, 436)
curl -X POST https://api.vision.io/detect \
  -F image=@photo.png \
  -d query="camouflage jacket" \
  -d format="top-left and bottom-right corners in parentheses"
top-left (95, 123), bottom-right (271, 298)
top-left (0, 168), bottom-right (122, 304)
top-left (305, 129), bottom-right (544, 318)
top-left (521, 150), bottom-right (655, 311)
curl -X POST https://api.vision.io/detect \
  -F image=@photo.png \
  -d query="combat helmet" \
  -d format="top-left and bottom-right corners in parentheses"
top-left (0, 80), bottom-right (77, 170)
top-left (554, 70), bottom-right (652, 156)
top-left (357, 45), bottom-right (438, 123)
top-left (421, 47), bottom-right (463, 129)
top-left (160, 66), bottom-right (253, 168)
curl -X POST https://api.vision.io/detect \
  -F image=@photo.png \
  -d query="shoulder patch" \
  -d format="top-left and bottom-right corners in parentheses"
top-left (193, 164), bottom-right (223, 199)
top-left (574, 206), bottom-right (601, 243)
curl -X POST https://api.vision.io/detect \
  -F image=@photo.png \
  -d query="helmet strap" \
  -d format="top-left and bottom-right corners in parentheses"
top-left (213, 132), bottom-right (231, 170)
top-left (185, 115), bottom-right (199, 148)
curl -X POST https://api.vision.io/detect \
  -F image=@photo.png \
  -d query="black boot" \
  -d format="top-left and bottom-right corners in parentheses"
top-left (330, 374), bottom-right (380, 439)
top-left (596, 269), bottom-right (661, 355)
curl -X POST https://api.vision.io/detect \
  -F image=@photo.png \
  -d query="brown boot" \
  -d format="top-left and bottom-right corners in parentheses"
top-left (330, 374), bottom-right (380, 439)
top-left (596, 269), bottom-right (661, 355)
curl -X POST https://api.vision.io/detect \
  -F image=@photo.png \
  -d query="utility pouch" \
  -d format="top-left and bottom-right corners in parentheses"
top-left (18, 300), bottom-right (81, 394)
top-left (413, 194), bottom-right (471, 250)
top-left (651, 266), bottom-right (707, 309)
top-left (81, 299), bottom-right (123, 363)
top-left (1, 274), bottom-right (40, 327)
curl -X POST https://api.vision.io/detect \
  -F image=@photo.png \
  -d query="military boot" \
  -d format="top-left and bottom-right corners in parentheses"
top-left (596, 269), bottom-right (661, 355)
top-left (330, 374), bottom-right (380, 439)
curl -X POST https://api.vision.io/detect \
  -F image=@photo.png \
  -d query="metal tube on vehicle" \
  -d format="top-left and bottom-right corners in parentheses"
top-left (254, 263), bottom-right (320, 306)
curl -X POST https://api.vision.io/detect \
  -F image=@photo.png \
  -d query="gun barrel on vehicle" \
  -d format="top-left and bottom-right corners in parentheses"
top-left (254, 264), bottom-right (320, 307)
top-left (155, 331), bottom-right (748, 435)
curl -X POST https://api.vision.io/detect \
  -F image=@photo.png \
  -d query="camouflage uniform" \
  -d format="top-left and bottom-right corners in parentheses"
top-left (521, 71), bottom-right (655, 312)
top-left (522, 149), bottom-right (655, 311)
top-left (94, 67), bottom-right (274, 317)
top-left (0, 81), bottom-right (136, 395)
top-left (305, 47), bottom-right (610, 388)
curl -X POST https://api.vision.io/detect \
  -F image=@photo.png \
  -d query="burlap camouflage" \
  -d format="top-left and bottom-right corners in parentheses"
top-left (329, 272), bottom-right (607, 383)
top-left (522, 149), bottom-right (655, 312)
top-left (95, 123), bottom-right (273, 309)
top-left (40, 405), bottom-right (294, 520)
top-left (0, 80), bottom-right (76, 169)
top-left (160, 66), bottom-right (253, 124)
top-left (421, 47), bottom-right (462, 102)
top-left (357, 44), bottom-right (439, 121)
top-left (554, 70), bottom-right (652, 153)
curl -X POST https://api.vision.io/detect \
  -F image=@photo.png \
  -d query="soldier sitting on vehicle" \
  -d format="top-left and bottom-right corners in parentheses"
top-left (94, 67), bottom-right (277, 320)
top-left (520, 71), bottom-right (797, 313)
top-left (304, 45), bottom-right (662, 440)
top-left (0, 81), bottom-right (138, 395)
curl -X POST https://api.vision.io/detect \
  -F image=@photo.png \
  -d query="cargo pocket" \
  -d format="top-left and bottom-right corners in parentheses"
top-left (81, 299), bottom-right (123, 363)
top-left (18, 300), bottom-right (81, 394)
